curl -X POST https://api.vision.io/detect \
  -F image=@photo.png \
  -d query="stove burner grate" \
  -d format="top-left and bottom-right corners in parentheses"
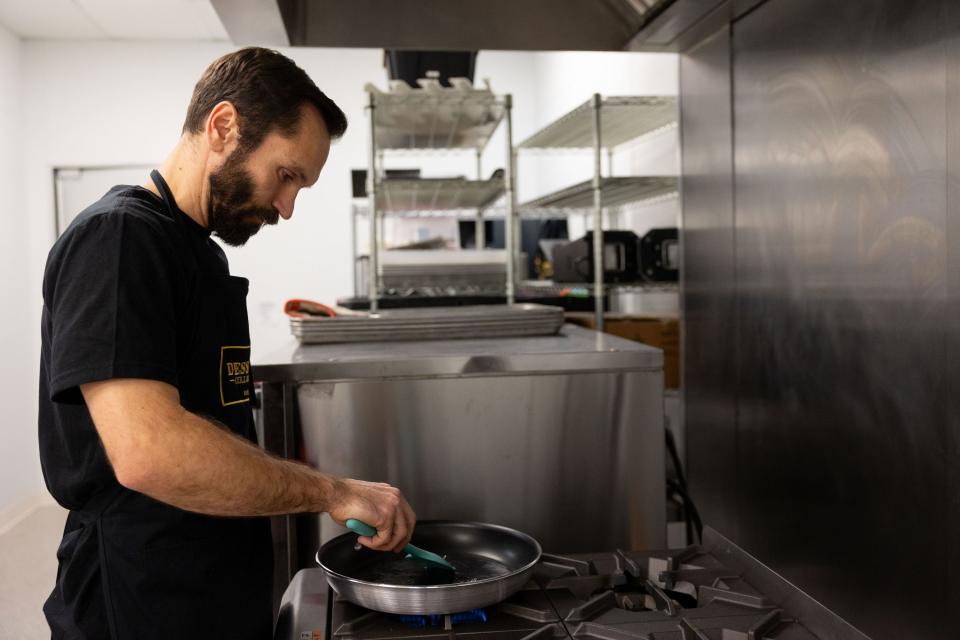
top-left (397, 609), bottom-right (488, 628)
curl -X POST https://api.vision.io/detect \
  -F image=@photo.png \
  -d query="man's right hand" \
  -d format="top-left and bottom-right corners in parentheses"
top-left (327, 479), bottom-right (416, 553)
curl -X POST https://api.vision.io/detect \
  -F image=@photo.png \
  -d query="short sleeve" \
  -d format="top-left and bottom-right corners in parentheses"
top-left (44, 205), bottom-right (180, 403)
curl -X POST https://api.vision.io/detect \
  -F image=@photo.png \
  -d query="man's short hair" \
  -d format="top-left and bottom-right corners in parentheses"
top-left (182, 47), bottom-right (348, 152)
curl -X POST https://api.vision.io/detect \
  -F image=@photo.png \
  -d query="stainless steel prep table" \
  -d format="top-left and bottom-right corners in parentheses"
top-left (254, 324), bottom-right (665, 610)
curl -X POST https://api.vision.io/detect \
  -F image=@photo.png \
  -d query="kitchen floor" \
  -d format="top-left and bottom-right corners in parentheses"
top-left (0, 504), bottom-right (66, 639)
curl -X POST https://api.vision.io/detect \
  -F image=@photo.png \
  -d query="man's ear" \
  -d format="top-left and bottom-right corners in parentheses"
top-left (205, 101), bottom-right (240, 153)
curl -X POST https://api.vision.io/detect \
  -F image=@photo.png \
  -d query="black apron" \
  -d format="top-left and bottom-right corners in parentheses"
top-left (45, 171), bottom-right (273, 639)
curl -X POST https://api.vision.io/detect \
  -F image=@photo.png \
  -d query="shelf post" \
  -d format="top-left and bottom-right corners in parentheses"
top-left (475, 148), bottom-right (485, 250)
top-left (607, 148), bottom-right (617, 228)
top-left (592, 93), bottom-right (604, 331)
top-left (504, 95), bottom-right (516, 304)
top-left (350, 204), bottom-right (358, 295)
top-left (367, 92), bottom-right (380, 312)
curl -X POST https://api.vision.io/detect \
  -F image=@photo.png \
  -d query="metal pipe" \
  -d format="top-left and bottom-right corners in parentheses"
top-left (592, 93), bottom-right (604, 331)
top-left (367, 92), bottom-right (379, 312)
top-left (475, 148), bottom-right (485, 250)
top-left (504, 95), bottom-right (516, 304)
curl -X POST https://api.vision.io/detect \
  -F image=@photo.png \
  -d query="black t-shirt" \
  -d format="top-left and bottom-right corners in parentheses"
top-left (40, 179), bottom-right (273, 638)
top-left (38, 184), bottom-right (232, 508)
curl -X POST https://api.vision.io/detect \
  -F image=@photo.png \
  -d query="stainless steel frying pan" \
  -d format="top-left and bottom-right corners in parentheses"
top-left (316, 520), bottom-right (542, 614)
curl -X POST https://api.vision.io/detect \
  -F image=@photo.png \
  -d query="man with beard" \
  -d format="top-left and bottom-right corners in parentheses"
top-left (38, 48), bottom-right (415, 639)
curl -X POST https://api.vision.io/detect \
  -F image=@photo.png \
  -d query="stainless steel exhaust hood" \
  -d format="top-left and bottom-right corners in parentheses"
top-left (275, 0), bottom-right (670, 50)
top-left (211, 0), bottom-right (731, 51)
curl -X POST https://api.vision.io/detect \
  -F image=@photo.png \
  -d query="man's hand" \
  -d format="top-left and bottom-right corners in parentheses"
top-left (327, 479), bottom-right (416, 553)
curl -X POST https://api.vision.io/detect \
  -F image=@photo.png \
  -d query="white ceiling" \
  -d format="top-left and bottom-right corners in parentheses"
top-left (0, 0), bottom-right (229, 41)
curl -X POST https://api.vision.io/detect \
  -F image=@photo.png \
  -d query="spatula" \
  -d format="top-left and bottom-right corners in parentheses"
top-left (346, 518), bottom-right (456, 571)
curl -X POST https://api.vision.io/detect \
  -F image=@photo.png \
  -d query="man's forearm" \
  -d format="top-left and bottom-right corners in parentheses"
top-left (121, 404), bottom-right (339, 517)
top-left (84, 378), bottom-right (415, 550)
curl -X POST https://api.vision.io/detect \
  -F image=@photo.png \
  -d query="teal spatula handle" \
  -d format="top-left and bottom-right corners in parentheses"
top-left (345, 518), bottom-right (377, 538)
top-left (345, 518), bottom-right (455, 570)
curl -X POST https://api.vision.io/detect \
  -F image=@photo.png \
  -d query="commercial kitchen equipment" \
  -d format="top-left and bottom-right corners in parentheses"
top-left (354, 250), bottom-right (523, 299)
top-left (254, 324), bottom-right (665, 611)
top-left (317, 521), bottom-right (540, 614)
top-left (275, 526), bottom-right (871, 640)
top-left (358, 78), bottom-right (515, 311)
top-left (551, 228), bottom-right (680, 286)
top-left (552, 231), bottom-right (643, 284)
top-left (678, 2), bottom-right (959, 637)
top-left (639, 227), bottom-right (678, 283)
top-left (516, 95), bottom-right (679, 331)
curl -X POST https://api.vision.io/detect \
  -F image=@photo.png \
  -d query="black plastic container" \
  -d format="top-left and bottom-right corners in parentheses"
top-left (385, 50), bottom-right (478, 87)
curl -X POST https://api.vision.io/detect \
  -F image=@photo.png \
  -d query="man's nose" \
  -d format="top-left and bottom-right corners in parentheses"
top-left (274, 193), bottom-right (295, 220)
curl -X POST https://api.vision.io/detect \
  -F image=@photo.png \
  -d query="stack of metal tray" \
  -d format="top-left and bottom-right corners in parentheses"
top-left (289, 304), bottom-right (564, 344)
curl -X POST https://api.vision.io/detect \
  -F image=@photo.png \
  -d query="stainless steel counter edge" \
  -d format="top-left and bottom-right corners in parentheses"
top-left (253, 324), bottom-right (663, 383)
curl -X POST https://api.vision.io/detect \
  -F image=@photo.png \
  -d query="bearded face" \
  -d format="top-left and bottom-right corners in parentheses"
top-left (207, 148), bottom-right (281, 247)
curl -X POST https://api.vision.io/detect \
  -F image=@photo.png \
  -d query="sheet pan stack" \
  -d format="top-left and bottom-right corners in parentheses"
top-left (290, 304), bottom-right (564, 344)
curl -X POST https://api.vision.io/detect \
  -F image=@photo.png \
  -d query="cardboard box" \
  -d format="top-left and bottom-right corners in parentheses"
top-left (565, 313), bottom-right (680, 389)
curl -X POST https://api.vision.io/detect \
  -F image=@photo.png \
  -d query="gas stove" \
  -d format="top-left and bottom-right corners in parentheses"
top-left (275, 528), bottom-right (870, 640)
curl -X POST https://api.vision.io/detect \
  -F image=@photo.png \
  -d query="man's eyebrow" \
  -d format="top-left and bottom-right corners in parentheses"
top-left (286, 161), bottom-right (320, 187)
top-left (289, 164), bottom-right (308, 184)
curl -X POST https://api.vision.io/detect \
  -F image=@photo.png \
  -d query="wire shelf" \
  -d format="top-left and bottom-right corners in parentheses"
top-left (520, 279), bottom-right (679, 293)
top-left (517, 96), bottom-right (677, 150)
top-left (378, 177), bottom-right (504, 212)
top-left (519, 176), bottom-right (678, 212)
top-left (352, 202), bottom-right (508, 219)
top-left (366, 80), bottom-right (506, 152)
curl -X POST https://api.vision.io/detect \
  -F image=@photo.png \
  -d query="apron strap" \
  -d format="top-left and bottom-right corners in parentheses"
top-left (71, 484), bottom-right (125, 639)
top-left (150, 169), bottom-right (176, 215)
top-left (151, 169), bottom-right (214, 247)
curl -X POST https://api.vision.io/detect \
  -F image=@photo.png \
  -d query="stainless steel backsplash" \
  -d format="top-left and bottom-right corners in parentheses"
top-left (680, 1), bottom-right (959, 638)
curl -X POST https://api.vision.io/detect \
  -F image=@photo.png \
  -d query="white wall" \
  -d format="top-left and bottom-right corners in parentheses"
top-left (0, 22), bottom-right (42, 523)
